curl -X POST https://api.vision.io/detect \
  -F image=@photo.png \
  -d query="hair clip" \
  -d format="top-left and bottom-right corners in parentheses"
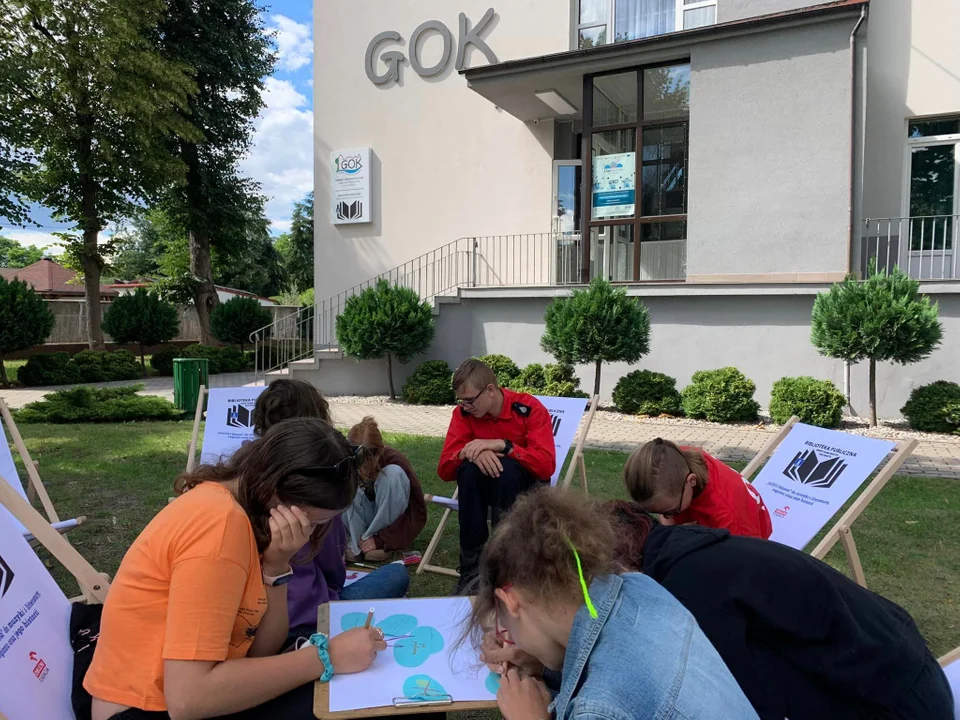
top-left (653, 437), bottom-right (663, 445)
top-left (564, 538), bottom-right (598, 619)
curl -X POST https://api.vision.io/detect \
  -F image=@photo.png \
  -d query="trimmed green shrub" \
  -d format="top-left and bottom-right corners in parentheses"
top-left (72, 350), bottom-right (141, 383)
top-left (15, 385), bottom-right (184, 424)
top-left (402, 361), bottom-right (455, 405)
top-left (681, 367), bottom-right (760, 423)
top-left (210, 296), bottom-right (272, 352)
top-left (182, 344), bottom-right (223, 374)
top-left (901, 381), bottom-right (960, 433)
top-left (516, 363), bottom-right (546, 390)
top-left (218, 347), bottom-right (250, 373)
top-left (476, 354), bottom-right (521, 387)
top-left (0, 276), bottom-right (55, 387)
top-left (613, 370), bottom-right (683, 416)
top-left (769, 376), bottom-right (846, 428)
top-left (18, 353), bottom-right (82, 387)
top-left (150, 346), bottom-right (183, 376)
top-left (101, 287), bottom-right (180, 375)
top-left (544, 363), bottom-right (577, 387)
top-left (508, 362), bottom-right (588, 398)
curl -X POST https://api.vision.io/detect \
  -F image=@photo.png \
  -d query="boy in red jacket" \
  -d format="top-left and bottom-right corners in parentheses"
top-left (438, 359), bottom-right (556, 589)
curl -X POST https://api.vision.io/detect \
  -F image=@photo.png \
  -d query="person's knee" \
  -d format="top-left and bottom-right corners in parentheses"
top-left (457, 461), bottom-right (485, 488)
top-left (381, 562), bottom-right (410, 597)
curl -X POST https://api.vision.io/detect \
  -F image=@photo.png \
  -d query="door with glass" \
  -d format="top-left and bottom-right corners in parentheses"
top-left (553, 161), bottom-right (583, 284)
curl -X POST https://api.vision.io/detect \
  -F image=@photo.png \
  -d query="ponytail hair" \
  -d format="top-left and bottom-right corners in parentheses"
top-left (623, 438), bottom-right (709, 505)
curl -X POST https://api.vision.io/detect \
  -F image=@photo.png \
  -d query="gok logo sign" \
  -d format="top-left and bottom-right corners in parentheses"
top-left (336, 154), bottom-right (363, 176)
top-left (782, 450), bottom-right (848, 489)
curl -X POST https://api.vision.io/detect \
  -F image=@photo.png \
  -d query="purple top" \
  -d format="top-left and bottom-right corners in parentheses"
top-left (286, 516), bottom-right (347, 629)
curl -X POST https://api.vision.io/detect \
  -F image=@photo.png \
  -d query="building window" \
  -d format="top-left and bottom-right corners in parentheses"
top-left (905, 117), bottom-right (959, 252)
top-left (582, 62), bottom-right (690, 282)
top-left (578, 0), bottom-right (717, 48)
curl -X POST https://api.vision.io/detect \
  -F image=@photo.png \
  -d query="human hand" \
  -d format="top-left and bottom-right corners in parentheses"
top-left (481, 630), bottom-right (544, 677)
top-left (358, 537), bottom-right (377, 554)
top-left (461, 439), bottom-right (503, 462)
top-left (328, 627), bottom-right (387, 674)
top-left (261, 505), bottom-right (312, 575)
top-left (475, 450), bottom-right (503, 478)
top-left (497, 667), bottom-right (551, 720)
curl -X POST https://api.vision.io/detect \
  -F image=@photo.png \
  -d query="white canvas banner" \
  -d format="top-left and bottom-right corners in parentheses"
top-left (534, 396), bottom-right (589, 486)
top-left (943, 657), bottom-right (959, 720)
top-left (751, 424), bottom-right (895, 550)
top-left (0, 515), bottom-right (74, 719)
top-left (200, 387), bottom-right (266, 465)
top-left (1, 417), bottom-right (28, 536)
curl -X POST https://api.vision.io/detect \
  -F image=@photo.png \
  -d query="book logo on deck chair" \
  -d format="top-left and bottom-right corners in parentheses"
top-left (226, 403), bottom-right (253, 429)
top-left (783, 450), bottom-right (848, 489)
top-left (0, 553), bottom-right (13, 598)
top-left (551, 414), bottom-right (561, 437)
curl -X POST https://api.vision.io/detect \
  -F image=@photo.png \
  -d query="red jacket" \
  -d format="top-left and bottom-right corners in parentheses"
top-left (438, 388), bottom-right (557, 482)
top-left (674, 450), bottom-right (773, 539)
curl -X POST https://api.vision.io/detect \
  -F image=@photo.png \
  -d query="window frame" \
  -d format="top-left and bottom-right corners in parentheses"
top-left (581, 60), bottom-right (691, 283)
top-left (576, 0), bottom-right (718, 48)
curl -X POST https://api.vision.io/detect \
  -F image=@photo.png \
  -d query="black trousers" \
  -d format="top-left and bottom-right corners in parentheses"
top-left (457, 457), bottom-right (537, 583)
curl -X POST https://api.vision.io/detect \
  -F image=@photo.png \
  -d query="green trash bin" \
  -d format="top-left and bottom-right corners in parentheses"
top-left (173, 358), bottom-right (210, 413)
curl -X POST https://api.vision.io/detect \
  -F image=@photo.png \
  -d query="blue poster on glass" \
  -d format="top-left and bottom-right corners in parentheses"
top-left (592, 151), bottom-right (636, 219)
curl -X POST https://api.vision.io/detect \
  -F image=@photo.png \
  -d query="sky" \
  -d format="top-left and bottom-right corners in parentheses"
top-left (3, 0), bottom-right (314, 249)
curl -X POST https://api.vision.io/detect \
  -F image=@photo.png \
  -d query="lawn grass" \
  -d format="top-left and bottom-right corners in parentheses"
top-left (1, 358), bottom-right (26, 385)
top-left (12, 422), bottom-right (960, 656)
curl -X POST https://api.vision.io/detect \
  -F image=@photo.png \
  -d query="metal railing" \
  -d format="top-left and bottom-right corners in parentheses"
top-left (858, 215), bottom-right (958, 281)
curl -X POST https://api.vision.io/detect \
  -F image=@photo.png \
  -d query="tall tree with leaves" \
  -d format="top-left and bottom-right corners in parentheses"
top-left (0, 0), bottom-right (199, 348)
top-left (155, 0), bottom-right (275, 344)
top-left (0, 236), bottom-right (45, 268)
top-left (286, 193), bottom-right (315, 294)
top-left (811, 268), bottom-right (942, 426)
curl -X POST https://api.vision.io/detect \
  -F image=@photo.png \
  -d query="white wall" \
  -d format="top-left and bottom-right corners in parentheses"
top-left (313, 1), bottom-right (572, 300)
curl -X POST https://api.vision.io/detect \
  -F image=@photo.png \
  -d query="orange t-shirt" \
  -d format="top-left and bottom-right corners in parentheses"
top-left (84, 482), bottom-right (267, 711)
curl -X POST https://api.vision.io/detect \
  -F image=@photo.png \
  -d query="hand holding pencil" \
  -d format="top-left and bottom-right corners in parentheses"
top-left (328, 607), bottom-right (387, 674)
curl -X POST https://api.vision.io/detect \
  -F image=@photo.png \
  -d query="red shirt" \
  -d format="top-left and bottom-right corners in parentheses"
top-left (674, 450), bottom-right (773, 539)
top-left (438, 388), bottom-right (556, 482)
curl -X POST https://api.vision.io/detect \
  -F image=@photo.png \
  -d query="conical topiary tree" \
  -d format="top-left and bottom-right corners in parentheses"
top-left (811, 268), bottom-right (942, 426)
top-left (540, 277), bottom-right (651, 396)
top-left (0, 276), bottom-right (55, 387)
top-left (211, 295), bottom-right (273, 352)
top-left (101, 287), bottom-right (180, 376)
top-left (335, 279), bottom-right (435, 399)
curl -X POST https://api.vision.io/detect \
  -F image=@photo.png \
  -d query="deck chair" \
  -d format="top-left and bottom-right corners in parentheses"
top-left (417, 395), bottom-right (599, 579)
top-left (939, 646), bottom-right (960, 719)
top-left (0, 472), bottom-right (110, 720)
top-left (0, 399), bottom-right (85, 546)
top-left (743, 416), bottom-right (917, 588)
top-left (185, 385), bottom-right (266, 472)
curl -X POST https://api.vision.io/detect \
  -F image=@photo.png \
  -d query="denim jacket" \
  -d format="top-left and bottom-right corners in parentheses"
top-left (549, 573), bottom-right (759, 720)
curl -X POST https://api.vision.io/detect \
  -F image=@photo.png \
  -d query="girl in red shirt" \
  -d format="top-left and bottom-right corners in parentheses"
top-left (624, 438), bottom-right (772, 539)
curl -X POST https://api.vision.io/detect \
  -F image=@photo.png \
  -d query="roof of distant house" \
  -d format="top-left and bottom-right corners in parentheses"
top-left (105, 278), bottom-right (279, 305)
top-left (0, 258), bottom-right (118, 297)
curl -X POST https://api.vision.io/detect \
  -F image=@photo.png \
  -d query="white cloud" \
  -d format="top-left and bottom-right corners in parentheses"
top-left (240, 77), bottom-right (313, 233)
top-left (271, 219), bottom-right (292, 234)
top-left (268, 15), bottom-right (312, 72)
top-left (5, 230), bottom-right (61, 250)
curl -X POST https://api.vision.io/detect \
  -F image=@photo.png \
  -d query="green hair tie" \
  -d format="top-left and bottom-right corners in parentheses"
top-left (565, 537), bottom-right (598, 619)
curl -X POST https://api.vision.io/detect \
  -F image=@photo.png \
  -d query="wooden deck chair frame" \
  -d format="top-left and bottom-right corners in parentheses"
top-left (0, 398), bottom-right (86, 543)
top-left (940, 645), bottom-right (960, 668)
top-left (417, 395), bottom-right (600, 579)
top-left (185, 384), bottom-right (209, 473)
top-left (741, 415), bottom-right (918, 588)
top-left (0, 474), bottom-right (109, 604)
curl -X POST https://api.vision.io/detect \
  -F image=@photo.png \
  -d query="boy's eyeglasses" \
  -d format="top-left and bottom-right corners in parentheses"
top-left (457, 386), bottom-right (490, 407)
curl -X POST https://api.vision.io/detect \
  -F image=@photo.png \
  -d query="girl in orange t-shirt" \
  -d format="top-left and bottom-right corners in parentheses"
top-left (83, 419), bottom-right (387, 720)
top-left (623, 438), bottom-right (772, 539)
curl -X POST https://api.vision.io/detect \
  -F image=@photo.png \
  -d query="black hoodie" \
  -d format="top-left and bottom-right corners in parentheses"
top-left (642, 523), bottom-right (941, 720)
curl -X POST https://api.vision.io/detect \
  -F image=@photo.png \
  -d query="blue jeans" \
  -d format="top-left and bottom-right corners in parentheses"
top-left (339, 562), bottom-right (410, 601)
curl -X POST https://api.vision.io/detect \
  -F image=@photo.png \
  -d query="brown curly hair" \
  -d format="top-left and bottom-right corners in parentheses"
top-left (605, 500), bottom-right (657, 572)
top-left (174, 418), bottom-right (364, 556)
top-left (252, 379), bottom-right (331, 437)
top-left (623, 438), bottom-right (709, 505)
top-left (460, 487), bottom-right (616, 652)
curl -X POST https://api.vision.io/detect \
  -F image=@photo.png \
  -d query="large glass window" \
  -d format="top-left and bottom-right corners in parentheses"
top-left (906, 117), bottom-right (959, 253)
top-left (578, 0), bottom-right (717, 48)
top-left (583, 62), bottom-right (690, 282)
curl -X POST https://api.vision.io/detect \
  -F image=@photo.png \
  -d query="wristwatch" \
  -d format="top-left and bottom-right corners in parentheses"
top-left (502, 439), bottom-right (514, 455)
top-left (262, 567), bottom-right (294, 586)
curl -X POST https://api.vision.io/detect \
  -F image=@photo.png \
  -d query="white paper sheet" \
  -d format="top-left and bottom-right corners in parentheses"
top-left (342, 569), bottom-right (368, 587)
top-left (327, 597), bottom-right (498, 712)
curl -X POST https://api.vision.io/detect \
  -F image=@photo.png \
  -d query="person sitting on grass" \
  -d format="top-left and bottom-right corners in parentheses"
top-left (603, 500), bottom-right (955, 720)
top-left (624, 437), bottom-right (772, 539)
top-left (83, 419), bottom-right (387, 720)
top-left (252, 379), bottom-right (408, 638)
top-left (438, 359), bottom-right (556, 590)
top-left (467, 488), bottom-right (759, 720)
top-left (343, 416), bottom-right (426, 562)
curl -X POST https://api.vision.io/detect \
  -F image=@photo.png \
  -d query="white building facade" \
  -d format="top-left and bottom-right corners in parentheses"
top-left (308, 0), bottom-right (960, 417)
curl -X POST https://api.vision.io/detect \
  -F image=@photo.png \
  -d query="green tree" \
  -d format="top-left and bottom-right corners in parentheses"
top-left (0, 276), bottom-right (55, 387)
top-left (541, 278), bottom-right (651, 396)
top-left (155, 0), bottom-right (275, 344)
top-left (215, 216), bottom-right (287, 299)
top-left (336, 280), bottom-right (435, 400)
top-left (101, 288), bottom-right (180, 375)
top-left (286, 194), bottom-right (314, 293)
top-left (811, 268), bottom-right (943, 426)
top-left (0, 0), bottom-right (199, 349)
top-left (0, 236), bottom-right (44, 268)
top-left (210, 296), bottom-right (272, 352)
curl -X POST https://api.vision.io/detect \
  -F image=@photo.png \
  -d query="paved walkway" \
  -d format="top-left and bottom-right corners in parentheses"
top-left (3, 376), bottom-right (959, 478)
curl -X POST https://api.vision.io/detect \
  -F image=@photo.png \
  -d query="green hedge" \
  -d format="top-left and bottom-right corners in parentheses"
top-left (15, 385), bottom-right (184, 423)
top-left (476, 354), bottom-right (521, 387)
top-left (612, 370), bottom-right (683, 416)
top-left (508, 362), bottom-right (588, 399)
top-left (17, 353), bottom-right (82, 387)
top-left (681, 367), bottom-right (760, 423)
top-left (901, 381), bottom-right (960, 434)
top-left (71, 350), bottom-right (141, 382)
top-left (402, 360), bottom-right (455, 405)
top-left (150, 346), bottom-right (181, 375)
top-left (769, 376), bottom-right (846, 428)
